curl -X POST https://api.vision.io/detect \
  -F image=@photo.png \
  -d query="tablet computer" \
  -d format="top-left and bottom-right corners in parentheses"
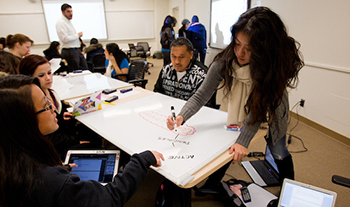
top-left (64, 150), bottom-right (120, 184)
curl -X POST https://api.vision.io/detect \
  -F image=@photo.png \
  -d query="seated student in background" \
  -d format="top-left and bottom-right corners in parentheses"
top-left (0, 50), bottom-right (21, 74)
top-left (1, 34), bottom-right (33, 74)
top-left (154, 37), bottom-right (215, 108)
top-left (79, 37), bottom-right (86, 54)
top-left (43, 41), bottom-right (68, 74)
top-left (0, 37), bottom-right (6, 50)
top-left (19, 55), bottom-right (80, 160)
top-left (0, 75), bottom-right (164, 207)
top-left (6, 33), bottom-right (33, 59)
top-left (104, 43), bottom-right (129, 82)
top-left (44, 41), bottom-right (62, 61)
top-left (84, 37), bottom-right (104, 70)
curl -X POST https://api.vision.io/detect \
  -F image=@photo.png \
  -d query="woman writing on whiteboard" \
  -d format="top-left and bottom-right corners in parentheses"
top-left (167, 7), bottom-right (304, 189)
top-left (104, 43), bottom-right (129, 82)
top-left (0, 75), bottom-right (164, 207)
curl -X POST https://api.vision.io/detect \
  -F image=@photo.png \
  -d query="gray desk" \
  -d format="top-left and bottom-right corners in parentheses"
top-left (76, 93), bottom-right (240, 186)
top-left (52, 73), bottom-right (131, 100)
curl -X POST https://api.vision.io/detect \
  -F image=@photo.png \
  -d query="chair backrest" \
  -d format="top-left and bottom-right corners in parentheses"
top-left (128, 43), bottom-right (135, 49)
top-left (137, 42), bottom-right (150, 52)
top-left (128, 43), bottom-right (138, 57)
top-left (129, 59), bottom-right (146, 80)
top-left (92, 53), bottom-right (105, 66)
top-left (92, 53), bottom-right (106, 74)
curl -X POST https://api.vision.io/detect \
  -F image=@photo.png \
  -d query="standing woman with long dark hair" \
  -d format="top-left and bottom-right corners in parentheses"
top-left (104, 43), bottom-right (129, 81)
top-left (167, 7), bottom-right (304, 189)
top-left (160, 15), bottom-right (176, 66)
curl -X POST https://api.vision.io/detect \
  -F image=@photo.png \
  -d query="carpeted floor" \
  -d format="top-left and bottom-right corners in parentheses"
top-left (124, 58), bottom-right (350, 207)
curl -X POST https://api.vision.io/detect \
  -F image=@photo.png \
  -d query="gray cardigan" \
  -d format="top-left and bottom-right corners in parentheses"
top-left (179, 60), bottom-right (289, 148)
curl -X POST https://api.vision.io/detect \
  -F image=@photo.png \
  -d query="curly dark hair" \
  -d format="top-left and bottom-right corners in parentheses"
top-left (214, 7), bottom-right (304, 124)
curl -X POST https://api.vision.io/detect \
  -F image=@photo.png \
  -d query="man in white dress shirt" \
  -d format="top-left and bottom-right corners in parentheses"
top-left (56, 3), bottom-right (88, 72)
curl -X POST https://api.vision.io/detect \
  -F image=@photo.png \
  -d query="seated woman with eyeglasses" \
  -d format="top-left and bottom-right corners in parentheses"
top-left (0, 75), bottom-right (164, 207)
top-left (18, 54), bottom-right (89, 160)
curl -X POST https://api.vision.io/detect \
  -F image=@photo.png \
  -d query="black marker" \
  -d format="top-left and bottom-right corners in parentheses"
top-left (171, 106), bottom-right (178, 132)
top-left (120, 88), bottom-right (133, 93)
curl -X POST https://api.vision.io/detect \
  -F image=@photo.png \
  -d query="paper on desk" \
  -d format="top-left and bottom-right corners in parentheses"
top-left (49, 58), bottom-right (62, 73)
top-left (52, 76), bottom-right (74, 96)
top-left (243, 183), bottom-right (277, 207)
top-left (68, 70), bottom-right (91, 77)
top-left (72, 91), bottom-right (102, 116)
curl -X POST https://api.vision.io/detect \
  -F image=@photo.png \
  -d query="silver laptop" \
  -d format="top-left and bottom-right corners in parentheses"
top-left (64, 150), bottom-right (120, 184)
top-left (278, 178), bottom-right (337, 207)
top-left (242, 145), bottom-right (280, 187)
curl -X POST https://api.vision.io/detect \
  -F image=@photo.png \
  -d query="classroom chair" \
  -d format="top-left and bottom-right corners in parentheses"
top-left (91, 53), bottom-right (106, 74)
top-left (136, 42), bottom-right (153, 74)
top-left (113, 59), bottom-right (148, 88)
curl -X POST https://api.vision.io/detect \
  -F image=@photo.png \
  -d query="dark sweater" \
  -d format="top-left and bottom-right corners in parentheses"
top-left (27, 151), bottom-right (156, 207)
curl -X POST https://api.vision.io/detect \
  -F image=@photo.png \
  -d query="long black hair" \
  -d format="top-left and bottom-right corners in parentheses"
top-left (105, 43), bottom-right (129, 68)
top-left (161, 15), bottom-right (175, 32)
top-left (0, 75), bottom-right (61, 206)
top-left (214, 7), bottom-right (304, 124)
top-left (48, 41), bottom-right (60, 56)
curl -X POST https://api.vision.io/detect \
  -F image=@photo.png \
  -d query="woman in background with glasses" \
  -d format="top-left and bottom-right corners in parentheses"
top-left (0, 75), bottom-right (164, 207)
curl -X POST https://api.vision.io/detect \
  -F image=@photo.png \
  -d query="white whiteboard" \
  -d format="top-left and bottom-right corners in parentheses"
top-left (210, 0), bottom-right (249, 49)
top-left (42, 0), bottom-right (107, 42)
top-left (77, 93), bottom-right (239, 186)
top-left (106, 11), bottom-right (154, 40)
top-left (0, 13), bottom-right (49, 44)
top-left (0, 0), bottom-right (155, 44)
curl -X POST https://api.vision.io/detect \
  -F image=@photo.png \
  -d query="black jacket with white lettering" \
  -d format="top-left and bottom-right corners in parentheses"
top-left (154, 59), bottom-right (216, 108)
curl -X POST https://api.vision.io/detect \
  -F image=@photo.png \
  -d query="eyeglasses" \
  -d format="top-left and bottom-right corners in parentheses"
top-left (35, 96), bottom-right (54, 114)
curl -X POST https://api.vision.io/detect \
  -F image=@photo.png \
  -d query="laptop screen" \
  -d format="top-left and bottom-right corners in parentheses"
top-left (265, 145), bottom-right (279, 173)
top-left (66, 150), bottom-right (120, 183)
top-left (279, 179), bottom-right (337, 207)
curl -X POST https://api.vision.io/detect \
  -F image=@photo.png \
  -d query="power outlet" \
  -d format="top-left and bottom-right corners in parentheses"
top-left (300, 99), bottom-right (305, 107)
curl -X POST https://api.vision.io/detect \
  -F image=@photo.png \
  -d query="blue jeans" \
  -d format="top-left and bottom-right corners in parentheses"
top-left (265, 134), bottom-right (290, 160)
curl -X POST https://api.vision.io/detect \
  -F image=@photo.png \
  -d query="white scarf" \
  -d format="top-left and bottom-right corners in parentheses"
top-left (106, 61), bottom-right (112, 77)
top-left (226, 61), bottom-right (252, 126)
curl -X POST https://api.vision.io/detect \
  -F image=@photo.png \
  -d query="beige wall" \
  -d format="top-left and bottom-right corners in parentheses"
top-left (1, 0), bottom-right (349, 139)
top-left (176, 0), bottom-right (350, 139)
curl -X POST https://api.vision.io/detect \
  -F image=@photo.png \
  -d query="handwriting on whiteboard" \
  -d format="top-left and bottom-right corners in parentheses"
top-left (139, 111), bottom-right (196, 136)
top-left (168, 155), bottom-right (195, 159)
top-left (158, 137), bottom-right (190, 145)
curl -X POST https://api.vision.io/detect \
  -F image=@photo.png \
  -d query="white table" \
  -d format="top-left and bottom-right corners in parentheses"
top-left (76, 93), bottom-right (240, 186)
top-left (52, 73), bottom-right (131, 100)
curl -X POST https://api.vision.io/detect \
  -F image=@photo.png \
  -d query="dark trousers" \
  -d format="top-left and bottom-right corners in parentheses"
top-left (162, 51), bottom-right (171, 66)
top-left (61, 48), bottom-right (88, 72)
top-left (194, 48), bottom-right (206, 65)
